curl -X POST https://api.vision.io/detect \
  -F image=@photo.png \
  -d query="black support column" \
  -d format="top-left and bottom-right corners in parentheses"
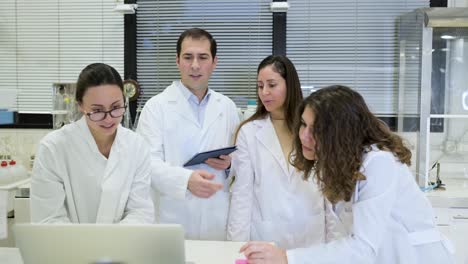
top-left (124, 0), bottom-right (138, 122)
top-left (430, 0), bottom-right (448, 7)
top-left (272, 0), bottom-right (288, 56)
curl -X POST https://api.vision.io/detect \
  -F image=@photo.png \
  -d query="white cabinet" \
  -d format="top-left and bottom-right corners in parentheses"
top-left (0, 179), bottom-right (30, 247)
top-left (428, 180), bottom-right (468, 264)
top-left (433, 207), bottom-right (451, 226)
top-left (448, 209), bottom-right (468, 264)
top-left (433, 208), bottom-right (468, 263)
top-left (14, 198), bottom-right (30, 224)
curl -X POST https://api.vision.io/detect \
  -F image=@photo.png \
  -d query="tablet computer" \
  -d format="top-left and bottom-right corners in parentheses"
top-left (183, 146), bottom-right (237, 167)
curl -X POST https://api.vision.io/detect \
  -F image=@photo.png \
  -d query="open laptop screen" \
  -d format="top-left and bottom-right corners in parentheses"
top-left (14, 224), bottom-right (185, 264)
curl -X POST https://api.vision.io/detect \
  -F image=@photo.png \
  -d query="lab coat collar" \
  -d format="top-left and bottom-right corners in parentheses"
top-left (75, 116), bottom-right (124, 159)
top-left (166, 81), bottom-right (222, 130)
top-left (202, 91), bottom-right (223, 132)
top-left (76, 116), bottom-right (102, 156)
top-left (100, 124), bottom-right (125, 182)
top-left (165, 81), bottom-right (200, 127)
top-left (177, 80), bottom-right (212, 104)
top-left (76, 116), bottom-right (124, 223)
top-left (96, 125), bottom-right (126, 223)
top-left (254, 115), bottom-right (293, 179)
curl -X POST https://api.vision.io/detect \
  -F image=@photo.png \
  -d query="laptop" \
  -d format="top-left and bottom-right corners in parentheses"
top-left (14, 223), bottom-right (185, 264)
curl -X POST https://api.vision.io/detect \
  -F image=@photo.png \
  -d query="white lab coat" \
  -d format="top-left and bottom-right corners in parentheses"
top-left (227, 116), bottom-right (325, 249)
top-left (287, 146), bottom-right (454, 264)
top-left (137, 81), bottom-right (240, 240)
top-left (31, 116), bottom-right (154, 224)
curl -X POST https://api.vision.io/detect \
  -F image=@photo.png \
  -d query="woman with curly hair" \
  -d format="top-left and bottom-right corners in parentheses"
top-left (240, 85), bottom-right (454, 264)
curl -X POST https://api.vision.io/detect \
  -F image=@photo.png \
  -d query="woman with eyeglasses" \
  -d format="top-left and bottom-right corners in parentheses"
top-left (31, 63), bottom-right (154, 224)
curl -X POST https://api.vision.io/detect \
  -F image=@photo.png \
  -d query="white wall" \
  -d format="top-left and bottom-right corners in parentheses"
top-left (449, 0), bottom-right (468, 7)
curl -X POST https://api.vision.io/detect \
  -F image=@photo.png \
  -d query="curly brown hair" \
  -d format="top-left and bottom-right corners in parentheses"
top-left (291, 85), bottom-right (412, 204)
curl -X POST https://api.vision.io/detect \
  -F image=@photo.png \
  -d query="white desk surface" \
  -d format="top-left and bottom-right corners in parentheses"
top-left (0, 247), bottom-right (24, 264)
top-left (425, 178), bottom-right (468, 207)
top-left (0, 240), bottom-right (247, 264)
top-left (186, 240), bottom-right (246, 264)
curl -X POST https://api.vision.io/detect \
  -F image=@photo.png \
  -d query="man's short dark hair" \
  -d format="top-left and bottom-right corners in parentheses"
top-left (176, 28), bottom-right (217, 59)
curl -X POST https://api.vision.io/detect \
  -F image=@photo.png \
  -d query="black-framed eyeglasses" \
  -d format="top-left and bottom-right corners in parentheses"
top-left (85, 105), bottom-right (127, 122)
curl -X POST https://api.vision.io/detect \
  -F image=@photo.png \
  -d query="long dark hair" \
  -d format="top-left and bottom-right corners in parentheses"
top-left (76, 63), bottom-right (123, 103)
top-left (234, 55), bottom-right (303, 142)
top-left (291, 85), bottom-right (411, 203)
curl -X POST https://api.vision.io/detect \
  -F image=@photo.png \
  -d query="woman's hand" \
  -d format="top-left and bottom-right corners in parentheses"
top-left (240, 241), bottom-right (288, 264)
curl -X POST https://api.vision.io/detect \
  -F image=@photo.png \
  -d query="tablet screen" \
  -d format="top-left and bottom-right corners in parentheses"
top-left (183, 146), bottom-right (237, 167)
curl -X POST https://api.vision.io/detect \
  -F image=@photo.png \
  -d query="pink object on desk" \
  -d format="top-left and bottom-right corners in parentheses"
top-left (235, 259), bottom-right (248, 264)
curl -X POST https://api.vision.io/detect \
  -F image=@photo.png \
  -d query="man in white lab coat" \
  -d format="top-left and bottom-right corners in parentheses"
top-left (137, 28), bottom-right (240, 240)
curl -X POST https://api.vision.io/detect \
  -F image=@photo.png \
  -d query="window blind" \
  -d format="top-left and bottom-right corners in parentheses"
top-left (0, 0), bottom-right (123, 113)
top-left (136, 0), bottom-right (272, 108)
top-left (286, 0), bottom-right (429, 115)
top-left (0, 0), bottom-right (18, 110)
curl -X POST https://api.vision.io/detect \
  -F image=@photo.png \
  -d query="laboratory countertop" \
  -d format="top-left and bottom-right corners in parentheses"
top-left (425, 178), bottom-right (468, 208)
top-left (10, 178), bottom-right (468, 209)
top-left (10, 178), bottom-right (468, 210)
top-left (185, 240), bottom-right (246, 264)
top-left (0, 248), bottom-right (23, 264)
top-left (0, 240), bottom-right (247, 264)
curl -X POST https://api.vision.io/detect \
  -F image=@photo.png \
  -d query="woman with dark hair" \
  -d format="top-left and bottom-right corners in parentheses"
top-left (239, 85), bottom-right (454, 264)
top-left (31, 63), bottom-right (154, 224)
top-left (227, 55), bottom-right (324, 249)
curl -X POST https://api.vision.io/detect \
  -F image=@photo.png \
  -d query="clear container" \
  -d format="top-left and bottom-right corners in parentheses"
top-left (397, 8), bottom-right (468, 186)
top-left (132, 105), bottom-right (143, 131)
top-left (52, 83), bottom-right (79, 129)
top-left (8, 160), bottom-right (28, 181)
